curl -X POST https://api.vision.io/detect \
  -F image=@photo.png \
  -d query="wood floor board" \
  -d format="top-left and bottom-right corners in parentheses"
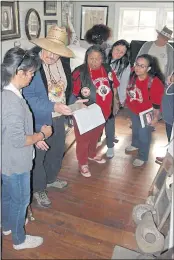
top-left (2, 115), bottom-right (166, 259)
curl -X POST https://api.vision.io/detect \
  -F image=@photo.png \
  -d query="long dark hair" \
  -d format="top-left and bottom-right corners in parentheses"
top-left (108, 39), bottom-right (130, 78)
top-left (85, 24), bottom-right (111, 45)
top-left (132, 54), bottom-right (165, 84)
top-left (1, 47), bottom-right (41, 89)
top-left (79, 45), bottom-right (106, 86)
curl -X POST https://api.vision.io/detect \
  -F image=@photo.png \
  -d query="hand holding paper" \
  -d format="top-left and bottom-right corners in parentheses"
top-left (73, 103), bottom-right (105, 135)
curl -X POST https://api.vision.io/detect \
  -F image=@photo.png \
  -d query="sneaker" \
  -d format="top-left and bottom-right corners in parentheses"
top-left (3, 218), bottom-right (29, 236)
top-left (13, 235), bottom-right (43, 250)
top-left (88, 156), bottom-right (106, 164)
top-left (125, 145), bottom-right (138, 152)
top-left (47, 178), bottom-right (68, 189)
top-left (106, 148), bottom-right (114, 159)
top-left (80, 165), bottom-right (91, 178)
top-left (155, 157), bottom-right (164, 164)
top-left (133, 159), bottom-right (145, 167)
top-left (33, 191), bottom-right (51, 208)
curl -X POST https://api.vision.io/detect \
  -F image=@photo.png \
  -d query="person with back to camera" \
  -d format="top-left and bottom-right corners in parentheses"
top-left (85, 24), bottom-right (112, 56)
top-left (1, 47), bottom-right (52, 250)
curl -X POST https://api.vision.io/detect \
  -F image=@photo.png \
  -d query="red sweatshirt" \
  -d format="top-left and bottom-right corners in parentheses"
top-left (72, 65), bottom-right (119, 119)
top-left (126, 76), bottom-right (164, 114)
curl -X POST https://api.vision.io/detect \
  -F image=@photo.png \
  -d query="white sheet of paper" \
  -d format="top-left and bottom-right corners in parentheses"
top-left (73, 103), bottom-right (105, 135)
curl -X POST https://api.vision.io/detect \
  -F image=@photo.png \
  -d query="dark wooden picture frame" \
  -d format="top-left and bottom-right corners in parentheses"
top-left (45, 20), bottom-right (58, 36)
top-left (44, 1), bottom-right (57, 16)
top-left (1, 1), bottom-right (21, 41)
top-left (25, 9), bottom-right (41, 40)
top-left (80, 5), bottom-right (108, 40)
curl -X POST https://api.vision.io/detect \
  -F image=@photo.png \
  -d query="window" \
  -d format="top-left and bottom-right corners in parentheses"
top-left (165, 10), bottom-right (173, 31)
top-left (117, 5), bottom-right (173, 42)
top-left (118, 8), bottom-right (158, 42)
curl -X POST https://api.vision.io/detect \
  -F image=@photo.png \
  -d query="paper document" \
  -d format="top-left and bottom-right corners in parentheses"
top-left (68, 103), bottom-right (84, 112)
top-left (73, 103), bottom-right (105, 135)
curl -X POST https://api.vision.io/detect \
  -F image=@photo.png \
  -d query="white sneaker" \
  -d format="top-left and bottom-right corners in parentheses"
top-left (125, 145), bottom-right (138, 152)
top-left (106, 148), bottom-right (114, 158)
top-left (3, 218), bottom-right (29, 236)
top-left (13, 235), bottom-right (43, 250)
top-left (133, 159), bottom-right (145, 167)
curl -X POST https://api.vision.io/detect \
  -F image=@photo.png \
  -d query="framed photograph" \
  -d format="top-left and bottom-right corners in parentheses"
top-left (80, 5), bottom-right (108, 40)
top-left (1, 1), bottom-right (20, 41)
top-left (25, 9), bottom-right (41, 40)
top-left (45, 20), bottom-right (58, 36)
top-left (44, 1), bottom-right (57, 16)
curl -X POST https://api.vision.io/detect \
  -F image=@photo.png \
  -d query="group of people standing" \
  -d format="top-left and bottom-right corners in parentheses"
top-left (1, 21), bottom-right (173, 250)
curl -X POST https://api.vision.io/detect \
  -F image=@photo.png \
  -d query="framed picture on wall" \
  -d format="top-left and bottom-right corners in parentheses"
top-left (80, 5), bottom-right (108, 40)
top-left (45, 20), bottom-right (58, 36)
top-left (25, 9), bottom-right (41, 40)
top-left (44, 1), bottom-right (57, 16)
top-left (1, 1), bottom-right (21, 41)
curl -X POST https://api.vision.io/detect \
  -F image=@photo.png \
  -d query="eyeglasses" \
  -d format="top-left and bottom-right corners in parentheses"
top-left (16, 51), bottom-right (28, 74)
top-left (134, 62), bottom-right (148, 69)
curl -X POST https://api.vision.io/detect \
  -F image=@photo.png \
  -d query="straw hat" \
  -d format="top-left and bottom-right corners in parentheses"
top-left (31, 25), bottom-right (75, 58)
top-left (156, 25), bottom-right (173, 40)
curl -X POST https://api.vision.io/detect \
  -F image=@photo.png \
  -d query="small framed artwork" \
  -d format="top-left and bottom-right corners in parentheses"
top-left (25, 9), bottom-right (41, 40)
top-left (1, 1), bottom-right (21, 41)
top-left (44, 1), bottom-right (57, 16)
top-left (45, 20), bottom-right (58, 36)
top-left (80, 5), bottom-right (108, 40)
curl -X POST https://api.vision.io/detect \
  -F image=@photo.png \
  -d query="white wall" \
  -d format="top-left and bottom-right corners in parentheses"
top-left (1, 0), bottom-right (173, 59)
top-left (1, 1), bottom-right (62, 60)
top-left (73, 1), bottom-right (173, 49)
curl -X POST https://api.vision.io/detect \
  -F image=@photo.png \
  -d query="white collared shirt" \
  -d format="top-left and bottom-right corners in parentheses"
top-left (4, 83), bottom-right (23, 99)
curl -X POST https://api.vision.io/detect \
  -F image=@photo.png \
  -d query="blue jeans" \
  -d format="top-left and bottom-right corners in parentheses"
top-left (2, 172), bottom-right (30, 245)
top-left (105, 115), bottom-right (115, 148)
top-left (165, 122), bottom-right (172, 142)
top-left (130, 110), bottom-right (152, 161)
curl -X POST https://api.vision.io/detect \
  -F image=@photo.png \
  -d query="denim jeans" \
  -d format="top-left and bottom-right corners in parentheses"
top-left (105, 115), bottom-right (115, 148)
top-left (2, 172), bottom-right (30, 245)
top-left (165, 122), bottom-right (172, 142)
top-left (130, 110), bottom-right (152, 161)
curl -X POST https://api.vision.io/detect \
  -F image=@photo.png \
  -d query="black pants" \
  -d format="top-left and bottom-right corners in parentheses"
top-left (32, 116), bottom-right (65, 193)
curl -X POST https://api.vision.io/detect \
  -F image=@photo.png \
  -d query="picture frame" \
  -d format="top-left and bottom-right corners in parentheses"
top-left (1, 1), bottom-right (21, 41)
top-left (25, 9), bottom-right (41, 40)
top-left (44, 1), bottom-right (57, 16)
top-left (45, 20), bottom-right (58, 36)
top-left (80, 5), bottom-right (108, 40)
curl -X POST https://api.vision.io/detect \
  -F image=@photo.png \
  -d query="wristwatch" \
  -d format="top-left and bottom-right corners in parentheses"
top-left (40, 131), bottom-right (46, 140)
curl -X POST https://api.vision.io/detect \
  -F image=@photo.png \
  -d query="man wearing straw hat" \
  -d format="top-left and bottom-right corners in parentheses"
top-left (23, 26), bottom-right (84, 208)
top-left (137, 26), bottom-right (173, 80)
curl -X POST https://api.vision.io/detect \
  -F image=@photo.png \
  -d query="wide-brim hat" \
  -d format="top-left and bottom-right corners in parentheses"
top-left (156, 25), bottom-right (173, 40)
top-left (31, 25), bottom-right (75, 58)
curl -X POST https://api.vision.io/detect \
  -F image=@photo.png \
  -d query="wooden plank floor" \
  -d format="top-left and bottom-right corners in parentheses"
top-left (2, 114), bottom-right (167, 259)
